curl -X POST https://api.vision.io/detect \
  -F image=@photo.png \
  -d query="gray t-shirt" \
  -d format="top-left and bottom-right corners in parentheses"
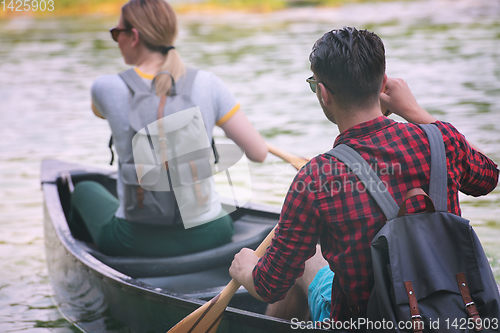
top-left (91, 68), bottom-right (239, 219)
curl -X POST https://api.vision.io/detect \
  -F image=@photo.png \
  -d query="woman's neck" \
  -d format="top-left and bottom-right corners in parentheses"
top-left (134, 49), bottom-right (165, 76)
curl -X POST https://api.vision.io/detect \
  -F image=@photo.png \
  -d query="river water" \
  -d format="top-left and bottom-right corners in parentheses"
top-left (0, 0), bottom-right (499, 331)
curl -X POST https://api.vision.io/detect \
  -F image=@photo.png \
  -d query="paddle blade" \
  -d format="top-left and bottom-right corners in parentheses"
top-left (167, 280), bottom-right (240, 333)
top-left (207, 315), bottom-right (223, 333)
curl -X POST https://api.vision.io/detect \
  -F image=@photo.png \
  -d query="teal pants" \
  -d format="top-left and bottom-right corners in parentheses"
top-left (68, 181), bottom-right (234, 257)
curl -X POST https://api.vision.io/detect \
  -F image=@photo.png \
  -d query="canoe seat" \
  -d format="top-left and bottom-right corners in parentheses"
top-left (77, 214), bottom-right (275, 278)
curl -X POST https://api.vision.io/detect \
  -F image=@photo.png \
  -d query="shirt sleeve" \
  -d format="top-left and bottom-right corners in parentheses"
top-left (92, 102), bottom-right (105, 119)
top-left (208, 72), bottom-right (240, 126)
top-left (438, 121), bottom-right (499, 196)
top-left (91, 76), bottom-right (107, 119)
top-left (252, 161), bottom-right (322, 303)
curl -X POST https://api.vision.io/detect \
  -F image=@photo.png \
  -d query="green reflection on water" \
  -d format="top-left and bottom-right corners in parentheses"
top-left (486, 88), bottom-right (500, 96)
top-left (461, 198), bottom-right (500, 207)
top-left (427, 109), bottom-right (446, 116)
top-left (93, 39), bottom-right (110, 50)
top-left (486, 220), bottom-right (500, 228)
top-left (463, 82), bottom-right (477, 90)
top-left (34, 319), bottom-right (83, 332)
top-left (28, 305), bottom-right (58, 310)
top-left (458, 101), bottom-right (491, 114)
top-left (261, 128), bottom-right (303, 138)
top-left (187, 23), bottom-right (259, 42)
top-left (35, 318), bottom-right (74, 328)
top-left (480, 124), bottom-right (496, 132)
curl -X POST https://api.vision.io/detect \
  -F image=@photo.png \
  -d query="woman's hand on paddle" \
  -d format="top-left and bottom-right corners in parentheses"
top-left (229, 248), bottom-right (264, 301)
top-left (380, 77), bottom-right (436, 124)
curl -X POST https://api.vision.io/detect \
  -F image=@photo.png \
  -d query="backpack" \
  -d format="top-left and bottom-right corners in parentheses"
top-left (326, 124), bottom-right (500, 332)
top-left (118, 68), bottom-right (218, 228)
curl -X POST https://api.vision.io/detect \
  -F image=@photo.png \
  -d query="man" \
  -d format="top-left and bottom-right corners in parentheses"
top-left (229, 27), bottom-right (499, 324)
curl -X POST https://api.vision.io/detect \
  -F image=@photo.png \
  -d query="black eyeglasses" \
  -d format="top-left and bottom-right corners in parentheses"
top-left (306, 76), bottom-right (334, 95)
top-left (110, 28), bottom-right (131, 42)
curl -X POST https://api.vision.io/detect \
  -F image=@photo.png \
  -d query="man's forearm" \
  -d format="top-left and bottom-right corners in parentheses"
top-left (239, 267), bottom-right (265, 302)
top-left (402, 107), bottom-right (437, 124)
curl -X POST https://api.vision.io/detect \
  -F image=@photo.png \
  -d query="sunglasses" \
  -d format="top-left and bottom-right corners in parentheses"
top-left (306, 76), bottom-right (334, 95)
top-left (110, 28), bottom-right (131, 42)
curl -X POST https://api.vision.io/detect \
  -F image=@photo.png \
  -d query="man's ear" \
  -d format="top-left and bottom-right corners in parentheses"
top-left (381, 73), bottom-right (388, 93)
top-left (318, 83), bottom-right (331, 105)
top-left (131, 28), bottom-right (140, 48)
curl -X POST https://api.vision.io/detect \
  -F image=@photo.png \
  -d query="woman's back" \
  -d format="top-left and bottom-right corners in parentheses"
top-left (93, 67), bottom-right (242, 227)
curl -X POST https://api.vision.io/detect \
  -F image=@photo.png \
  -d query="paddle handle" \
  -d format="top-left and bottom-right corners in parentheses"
top-left (254, 224), bottom-right (277, 257)
top-left (266, 142), bottom-right (309, 170)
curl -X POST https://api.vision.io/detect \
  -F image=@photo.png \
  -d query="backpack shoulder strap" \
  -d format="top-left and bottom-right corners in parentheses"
top-left (177, 67), bottom-right (198, 95)
top-left (418, 124), bottom-right (447, 212)
top-left (152, 67), bottom-right (198, 96)
top-left (119, 68), bottom-right (150, 93)
top-left (325, 144), bottom-right (399, 221)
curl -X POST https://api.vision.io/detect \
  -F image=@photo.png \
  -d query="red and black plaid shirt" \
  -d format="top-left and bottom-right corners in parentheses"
top-left (253, 116), bottom-right (499, 321)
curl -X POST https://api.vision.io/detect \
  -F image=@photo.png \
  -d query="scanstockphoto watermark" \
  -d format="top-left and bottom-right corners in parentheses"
top-left (290, 317), bottom-right (421, 330)
top-left (290, 317), bottom-right (499, 331)
top-left (272, 160), bottom-right (402, 195)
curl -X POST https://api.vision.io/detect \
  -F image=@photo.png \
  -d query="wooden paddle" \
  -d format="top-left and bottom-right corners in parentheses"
top-left (266, 142), bottom-right (310, 170)
top-left (167, 225), bottom-right (277, 333)
top-left (167, 144), bottom-right (306, 333)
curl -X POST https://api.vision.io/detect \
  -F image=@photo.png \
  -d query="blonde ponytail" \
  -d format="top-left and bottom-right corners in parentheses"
top-left (122, 0), bottom-right (185, 96)
top-left (156, 48), bottom-right (185, 96)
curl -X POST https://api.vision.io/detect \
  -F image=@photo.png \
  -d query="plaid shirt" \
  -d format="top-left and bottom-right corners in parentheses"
top-left (253, 116), bottom-right (499, 321)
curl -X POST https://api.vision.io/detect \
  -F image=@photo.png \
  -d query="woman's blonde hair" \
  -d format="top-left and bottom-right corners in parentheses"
top-left (122, 0), bottom-right (185, 96)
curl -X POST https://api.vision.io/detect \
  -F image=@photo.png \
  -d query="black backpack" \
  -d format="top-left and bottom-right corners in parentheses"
top-left (326, 124), bottom-right (500, 332)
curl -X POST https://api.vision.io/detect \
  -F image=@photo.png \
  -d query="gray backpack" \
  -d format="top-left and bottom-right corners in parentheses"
top-left (326, 124), bottom-right (500, 332)
top-left (118, 68), bottom-right (217, 227)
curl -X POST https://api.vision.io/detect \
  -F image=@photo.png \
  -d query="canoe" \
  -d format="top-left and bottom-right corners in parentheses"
top-left (41, 159), bottom-right (327, 332)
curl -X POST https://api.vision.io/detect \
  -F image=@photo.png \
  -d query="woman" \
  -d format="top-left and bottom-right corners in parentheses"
top-left (69, 0), bottom-right (267, 257)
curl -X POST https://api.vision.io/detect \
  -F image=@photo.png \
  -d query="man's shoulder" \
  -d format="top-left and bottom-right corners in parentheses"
top-left (388, 119), bottom-right (461, 145)
top-left (431, 120), bottom-right (460, 137)
top-left (298, 153), bottom-right (349, 180)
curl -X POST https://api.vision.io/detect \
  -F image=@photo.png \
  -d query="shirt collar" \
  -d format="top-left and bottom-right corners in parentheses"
top-left (134, 67), bottom-right (155, 80)
top-left (334, 116), bottom-right (396, 146)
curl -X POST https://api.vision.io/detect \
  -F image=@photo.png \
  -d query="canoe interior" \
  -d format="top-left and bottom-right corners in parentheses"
top-left (43, 160), bottom-right (330, 332)
top-left (55, 170), bottom-right (277, 314)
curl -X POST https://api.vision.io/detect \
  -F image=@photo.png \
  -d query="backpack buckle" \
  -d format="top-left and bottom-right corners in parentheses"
top-left (465, 301), bottom-right (475, 308)
top-left (349, 306), bottom-right (361, 317)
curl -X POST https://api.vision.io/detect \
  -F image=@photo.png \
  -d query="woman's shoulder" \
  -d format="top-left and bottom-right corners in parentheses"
top-left (91, 73), bottom-right (129, 101)
top-left (191, 68), bottom-right (221, 84)
top-left (92, 73), bottom-right (127, 91)
top-left (192, 69), bottom-right (232, 95)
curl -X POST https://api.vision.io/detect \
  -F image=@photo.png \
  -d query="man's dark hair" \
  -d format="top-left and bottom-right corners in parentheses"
top-left (310, 27), bottom-right (386, 111)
